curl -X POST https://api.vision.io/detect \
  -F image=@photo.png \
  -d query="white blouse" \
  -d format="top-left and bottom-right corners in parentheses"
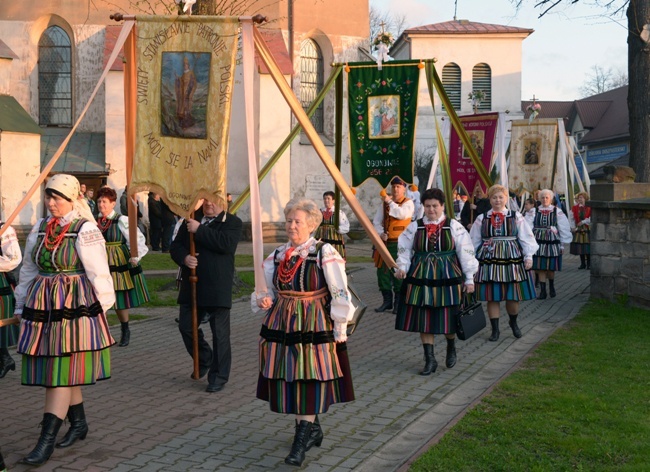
top-left (106, 210), bottom-right (149, 262)
top-left (0, 225), bottom-right (22, 273)
top-left (397, 216), bottom-right (479, 283)
top-left (14, 210), bottom-right (116, 315)
top-left (469, 209), bottom-right (540, 260)
top-left (320, 207), bottom-right (350, 234)
top-left (524, 205), bottom-right (573, 244)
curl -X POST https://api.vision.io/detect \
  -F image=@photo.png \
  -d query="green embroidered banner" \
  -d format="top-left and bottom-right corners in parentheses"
top-left (347, 60), bottom-right (420, 188)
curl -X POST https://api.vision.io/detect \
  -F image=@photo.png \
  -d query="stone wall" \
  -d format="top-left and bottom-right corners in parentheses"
top-left (589, 183), bottom-right (650, 309)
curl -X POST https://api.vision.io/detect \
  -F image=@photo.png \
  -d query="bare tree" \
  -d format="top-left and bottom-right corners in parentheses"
top-left (413, 146), bottom-right (435, 190)
top-left (112, 0), bottom-right (279, 15)
top-left (511, 0), bottom-right (648, 182)
top-left (369, 5), bottom-right (408, 51)
top-left (579, 65), bottom-right (628, 97)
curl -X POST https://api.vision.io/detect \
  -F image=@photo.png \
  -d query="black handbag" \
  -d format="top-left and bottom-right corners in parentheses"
top-left (456, 294), bottom-right (486, 341)
top-left (346, 274), bottom-right (367, 337)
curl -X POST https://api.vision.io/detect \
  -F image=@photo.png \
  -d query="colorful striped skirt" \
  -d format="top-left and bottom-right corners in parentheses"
top-left (314, 224), bottom-right (346, 260)
top-left (570, 228), bottom-right (590, 255)
top-left (532, 227), bottom-right (563, 271)
top-left (106, 243), bottom-right (150, 310)
top-left (0, 276), bottom-right (17, 348)
top-left (21, 348), bottom-right (111, 387)
top-left (257, 288), bottom-right (354, 414)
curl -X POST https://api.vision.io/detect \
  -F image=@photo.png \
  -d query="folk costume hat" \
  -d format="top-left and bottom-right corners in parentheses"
top-left (46, 174), bottom-right (96, 222)
top-left (390, 176), bottom-right (407, 186)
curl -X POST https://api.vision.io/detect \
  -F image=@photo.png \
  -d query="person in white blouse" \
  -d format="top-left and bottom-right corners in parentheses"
top-left (525, 189), bottom-right (572, 299)
top-left (395, 188), bottom-right (478, 375)
top-left (13, 174), bottom-right (115, 466)
top-left (0, 221), bottom-right (22, 379)
top-left (96, 186), bottom-right (150, 346)
top-left (314, 190), bottom-right (350, 259)
top-left (254, 197), bottom-right (355, 467)
top-left (469, 185), bottom-right (539, 342)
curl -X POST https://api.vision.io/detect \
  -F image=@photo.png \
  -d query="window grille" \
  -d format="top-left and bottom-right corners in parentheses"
top-left (39, 26), bottom-right (72, 126)
top-left (300, 39), bottom-right (324, 133)
top-left (441, 63), bottom-right (461, 111)
top-left (472, 63), bottom-right (492, 111)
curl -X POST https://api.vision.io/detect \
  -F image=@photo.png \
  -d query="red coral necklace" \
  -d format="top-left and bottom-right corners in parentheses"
top-left (44, 218), bottom-right (72, 251)
top-left (277, 247), bottom-right (305, 284)
top-left (97, 216), bottom-right (112, 233)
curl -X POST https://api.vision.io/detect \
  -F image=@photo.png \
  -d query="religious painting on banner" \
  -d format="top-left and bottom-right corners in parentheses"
top-left (347, 60), bottom-right (421, 188)
top-left (448, 112), bottom-right (498, 196)
top-left (509, 119), bottom-right (558, 194)
top-left (130, 16), bottom-right (239, 218)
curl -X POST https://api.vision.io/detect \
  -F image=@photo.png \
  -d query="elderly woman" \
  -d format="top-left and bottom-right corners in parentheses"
top-left (0, 221), bottom-right (22, 379)
top-left (14, 174), bottom-right (115, 465)
top-left (254, 197), bottom-right (355, 467)
top-left (395, 188), bottom-right (478, 375)
top-left (525, 189), bottom-right (572, 299)
top-left (469, 185), bottom-right (539, 342)
top-left (569, 191), bottom-right (591, 270)
top-left (96, 186), bottom-right (150, 346)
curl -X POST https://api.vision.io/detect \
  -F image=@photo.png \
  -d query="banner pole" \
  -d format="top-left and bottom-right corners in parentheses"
top-left (252, 26), bottom-right (395, 269)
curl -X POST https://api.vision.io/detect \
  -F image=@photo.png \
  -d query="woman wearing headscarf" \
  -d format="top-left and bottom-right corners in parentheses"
top-left (96, 186), bottom-right (150, 346)
top-left (253, 197), bottom-right (355, 467)
top-left (0, 221), bottom-right (22, 379)
top-left (525, 189), bottom-right (572, 299)
top-left (14, 174), bottom-right (115, 466)
top-left (569, 191), bottom-right (591, 270)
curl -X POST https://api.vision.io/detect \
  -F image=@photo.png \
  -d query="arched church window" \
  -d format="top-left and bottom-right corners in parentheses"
top-left (441, 63), bottom-right (461, 111)
top-left (38, 25), bottom-right (72, 126)
top-left (472, 63), bottom-right (492, 111)
top-left (300, 39), bottom-right (324, 133)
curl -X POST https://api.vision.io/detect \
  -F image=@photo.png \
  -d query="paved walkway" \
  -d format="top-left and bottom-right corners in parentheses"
top-left (1, 239), bottom-right (591, 471)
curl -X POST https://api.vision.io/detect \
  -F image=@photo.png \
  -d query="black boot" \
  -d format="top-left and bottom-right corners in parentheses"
top-left (304, 416), bottom-right (323, 451)
top-left (119, 322), bottom-right (130, 347)
top-left (537, 282), bottom-right (547, 300)
top-left (420, 344), bottom-right (438, 375)
top-left (0, 448), bottom-right (5, 470)
top-left (285, 420), bottom-right (313, 466)
top-left (445, 338), bottom-right (457, 368)
top-left (586, 255), bottom-right (591, 270)
top-left (578, 255), bottom-right (586, 269)
top-left (21, 413), bottom-right (64, 465)
top-left (549, 279), bottom-right (556, 298)
top-left (56, 402), bottom-right (89, 448)
top-left (508, 314), bottom-right (522, 338)
top-left (391, 291), bottom-right (400, 314)
top-left (489, 318), bottom-right (500, 342)
top-left (0, 347), bottom-right (16, 379)
top-left (374, 290), bottom-right (393, 312)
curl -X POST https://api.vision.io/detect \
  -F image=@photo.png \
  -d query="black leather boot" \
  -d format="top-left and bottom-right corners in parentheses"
top-left (420, 344), bottom-right (437, 375)
top-left (549, 279), bottom-right (556, 298)
top-left (119, 322), bottom-right (130, 347)
top-left (0, 448), bottom-right (5, 470)
top-left (578, 255), bottom-right (586, 269)
top-left (537, 282), bottom-right (547, 300)
top-left (56, 402), bottom-right (89, 448)
top-left (285, 420), bottom-right (313, 466)
top-left (445, 338), bottom-right (457, 368)
top-left (21, 413), bottom-right (64, 465)
top-left (304, 416), bottom-right (323, 451)
top-left (391, 291), bottom-right (400, 314)
top-left (586, 255), bottom-right (591, 270)
top-left (374, 290), bottom-right (393, 312)
top-left (489, 318), bottom-right (500, 342)
top-left (508, 314), bottom-right (522, 338)
top-left (0, 347), bottom-right (16, 379)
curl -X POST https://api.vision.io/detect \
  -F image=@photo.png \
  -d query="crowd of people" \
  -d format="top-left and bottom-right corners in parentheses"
top-left (0, 172), bottom-right (592, 468)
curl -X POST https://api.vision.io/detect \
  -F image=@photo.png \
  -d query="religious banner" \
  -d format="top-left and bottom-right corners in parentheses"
top-left (130, 16), bottom-right (239, 217)
top-left (448, 112), bottom-right (498, 195)
top-left (347, 60), bottom-right (420, 188)
top-left (509, 119), bottom-right (558, 194)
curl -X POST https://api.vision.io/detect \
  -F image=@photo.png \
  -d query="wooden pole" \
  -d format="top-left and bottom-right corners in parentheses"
top-left (252, 27), bottom-right (395, 269)
top-left (188, 215), bottom-right (200, 379)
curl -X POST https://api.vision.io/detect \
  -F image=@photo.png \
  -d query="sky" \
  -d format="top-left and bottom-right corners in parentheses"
top-left (371, 0), bottom-right (629, 101)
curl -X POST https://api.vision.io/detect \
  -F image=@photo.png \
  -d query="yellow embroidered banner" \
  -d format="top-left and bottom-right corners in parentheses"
top-left (509, 119), bottom-right (558, 194)
top-left (130, 16), bottom-right (239, 218)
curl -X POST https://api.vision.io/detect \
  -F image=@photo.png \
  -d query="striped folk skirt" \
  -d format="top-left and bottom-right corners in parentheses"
top-left (531, 227), bottom-right (563, 271)
top-left (257, 288), bottom-right (354, 414)
top-left (570, 228), bottom-right (590, 255)
top-left (0, 274), bottom-right (17, 348)
top-left (22, 349), bottom-right (111, 387)
top-left (314, 224), bottom-right (346, 260)
top-left (475, 237), bottom-right (536, 302)
top-left (106, 242), bottom-right (150, 310)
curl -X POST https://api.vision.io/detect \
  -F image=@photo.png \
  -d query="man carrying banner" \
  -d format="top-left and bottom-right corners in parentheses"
top-left (373, 176), bottom-right (414, 313)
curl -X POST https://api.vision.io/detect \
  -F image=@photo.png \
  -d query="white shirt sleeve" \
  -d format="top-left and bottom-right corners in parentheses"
top-left (514, 211), bottom-right (540, 260)
top-left (469, 213), bottom-right (485, 250)
top-left (449, 219), bottom-right (479, 282)
top-left (396, 220), bottom-right (417, 272)
top-left (338, 210), bottom-right (350, 234)
top-left (372, 205), bottom-right (385, 235)
top-left (320, 243), bottom-right (354, 342)
top-left (13, 222), bottom-right (41, 314)
top-left (77, 221), bottom-right (116, 313)
top-left (0, 225), bottom-right (22, 272)
top-left (388, 199), bottom-right (415, 220)
top-left (556, 209), bottom-right (573, 244)
top-left (117, 215), bottom-right (149, 261)
top-left (251, 249), bottom-right (278, 313)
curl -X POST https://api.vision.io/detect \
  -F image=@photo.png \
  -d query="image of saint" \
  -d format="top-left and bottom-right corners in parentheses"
top-left (462, 131), bottom-right (484, 159)
top-left (368, 95), bottom-right (400, 139)
top-left (175, 56), bottom-right (197, 129)
top-left (524, 140), bottom-right (540, 165)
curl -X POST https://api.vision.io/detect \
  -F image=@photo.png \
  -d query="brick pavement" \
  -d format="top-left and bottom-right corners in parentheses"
top-left (0, 239), bottom-right (590, 471)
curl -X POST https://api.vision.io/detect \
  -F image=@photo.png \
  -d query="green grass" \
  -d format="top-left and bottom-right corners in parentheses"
top-left (411, 299), bottom-right (650, 472)
top-left (141, 253), bottom-right (259, 270)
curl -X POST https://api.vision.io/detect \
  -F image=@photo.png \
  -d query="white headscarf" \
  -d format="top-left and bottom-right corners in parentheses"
top-left (46, 174), bottom-right (96, 222)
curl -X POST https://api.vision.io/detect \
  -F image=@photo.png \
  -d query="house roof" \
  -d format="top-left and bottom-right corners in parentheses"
top-left (104, 25), bottom-right (126, 71)
top-left (403, 20), bottom-right (534, 36)
top-left (41, 128), bottom-right (107, 174)
top-left (256, 29), bottom-right (293, 75)
top-left (521, 100), bottom-right (573, 121)
top-left (0, 95), bottom-right (42, 135)
top-left (0, 38), bottom-right (19, 60)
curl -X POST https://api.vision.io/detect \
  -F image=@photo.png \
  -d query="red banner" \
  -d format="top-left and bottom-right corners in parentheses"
top-left (448, 112), bottom-right (498, 196)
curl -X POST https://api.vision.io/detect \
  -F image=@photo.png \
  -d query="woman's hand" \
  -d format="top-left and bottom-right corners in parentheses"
top-left (129, 257), bottom-right (139, 266)
top-left (463, 282), bottom-right (475, 294)
top-left (257, 296), bottom-right (273, 310)
top-left (524, 259), bottom-right (533, 270)
top-left (395, 269), bottom-right (407, 280)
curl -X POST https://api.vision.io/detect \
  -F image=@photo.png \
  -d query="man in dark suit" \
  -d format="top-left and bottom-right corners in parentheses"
top-left (170, 198), bottom-right (242, 393)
